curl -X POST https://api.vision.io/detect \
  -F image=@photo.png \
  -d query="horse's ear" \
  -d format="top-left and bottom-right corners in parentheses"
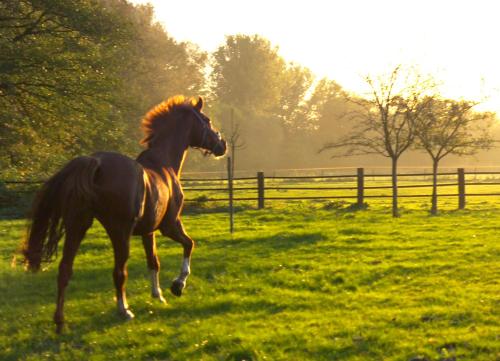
top-left (194, 96), bottom-right (203, 111)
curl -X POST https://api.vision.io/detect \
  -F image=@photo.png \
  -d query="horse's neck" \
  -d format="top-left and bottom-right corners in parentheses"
top-left (137, 140), bottom-right (188, 178)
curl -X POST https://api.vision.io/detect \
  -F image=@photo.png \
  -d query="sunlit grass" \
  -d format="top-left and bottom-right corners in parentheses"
top-left (0, 197), bottom-right (499, 360)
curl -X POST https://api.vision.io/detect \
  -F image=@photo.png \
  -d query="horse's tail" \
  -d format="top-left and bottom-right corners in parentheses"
top-left (22, 156), bottom-right (100, 271)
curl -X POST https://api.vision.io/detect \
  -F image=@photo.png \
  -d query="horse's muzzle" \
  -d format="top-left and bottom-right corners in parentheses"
top-left (213, 139), bottom-right (227, 157)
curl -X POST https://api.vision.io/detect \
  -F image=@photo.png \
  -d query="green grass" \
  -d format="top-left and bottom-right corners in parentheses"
top-left (0, 197), bottom-right (499, 360)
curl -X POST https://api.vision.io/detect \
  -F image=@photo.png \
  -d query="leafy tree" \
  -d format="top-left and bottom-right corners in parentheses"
top-left (210, 35), bottom-right (321, 169)
top-left (415, 98), bottom-right (495, 214)
top-left (211, 34), bottom-right (286, 114)
top-left (112, 4), bottom-right (208, 155)
top-left (276, 63), bottom-right (314, 129)
top-left (0, 0), bottom-right (133, 177)
top-left (303, 78), bottom-right (349, 137)
top-left (0, 0), bottom-right (208, 179)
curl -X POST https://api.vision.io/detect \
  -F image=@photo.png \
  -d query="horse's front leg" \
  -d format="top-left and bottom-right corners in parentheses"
top-left (163, 219), bottom-right (194, 297)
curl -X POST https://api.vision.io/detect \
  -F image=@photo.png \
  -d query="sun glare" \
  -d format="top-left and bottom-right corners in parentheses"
top-left (130, 0), bottom-right (500, 113)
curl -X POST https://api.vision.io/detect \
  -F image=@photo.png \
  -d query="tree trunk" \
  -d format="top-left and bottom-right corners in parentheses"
top-left (391, 157), bottom-right (399, 217)
top-left (231, 142), bottom-right (235, 177)
top-left (431, 158), bottom-right (438, 215)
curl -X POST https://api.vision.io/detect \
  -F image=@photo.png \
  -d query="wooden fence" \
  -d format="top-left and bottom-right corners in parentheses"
top-left (180, 167), bottom-right (500, 210)
top-left (4, 168), bottom-right (500, 210)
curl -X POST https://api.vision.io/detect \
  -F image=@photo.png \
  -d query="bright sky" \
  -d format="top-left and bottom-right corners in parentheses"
top-left (131, 0), bottom-right (500, 112)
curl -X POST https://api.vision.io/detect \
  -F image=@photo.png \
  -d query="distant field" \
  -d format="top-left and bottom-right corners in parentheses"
top-left (0, 197), bottom-right (499, 360)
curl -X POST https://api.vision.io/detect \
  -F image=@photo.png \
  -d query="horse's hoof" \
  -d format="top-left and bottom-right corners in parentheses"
top-left (170, 280), bottom-right (185, 297)
top-left (119, 308), bottom-right (135, 320)
top-left (153, 292), bottom-right (167, 304)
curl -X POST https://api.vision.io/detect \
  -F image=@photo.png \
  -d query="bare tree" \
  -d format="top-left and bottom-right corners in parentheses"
top-left (415, 98), bottom-right (495, 214)
top-left (226, 108), bottom-right (246, 176)
top-left (320, 66), bottom-right (435, 217)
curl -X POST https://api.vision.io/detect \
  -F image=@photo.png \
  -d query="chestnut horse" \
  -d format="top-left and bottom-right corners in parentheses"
top-left (22, 96), bottom-right (227, 333)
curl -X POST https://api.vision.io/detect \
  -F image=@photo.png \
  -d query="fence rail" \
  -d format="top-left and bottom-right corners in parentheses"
top-left (4, 168), bottom-right (500, 210)
top-left (181, 168), bottom-right (500, 209)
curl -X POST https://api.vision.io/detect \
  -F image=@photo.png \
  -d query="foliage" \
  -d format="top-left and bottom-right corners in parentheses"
top-left (0, 0), bottom-right (207, 179)
top-left (211, 35), bottom-right (287, 114)
top-left (1, 0), bottom-right (127, 177)
top-left (2, 3), bottom-right (497, 179)
top-left (209, 34), bottom-right (351, 171)
top-left (304, 78), bottom-right (346, 128)
top-left (276, 63), bottom-right (314, 130)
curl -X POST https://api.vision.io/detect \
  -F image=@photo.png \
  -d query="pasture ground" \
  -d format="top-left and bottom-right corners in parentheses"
top-left (0, 197), bottom-right (499, 360)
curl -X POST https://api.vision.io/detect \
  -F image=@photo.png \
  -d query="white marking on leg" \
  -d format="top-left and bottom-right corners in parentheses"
top-left (150, 269), bottom-right (166, 302)
top-left (117, 294), bottom-right (135, 319)
top-left (117, 292), bottom-right (128, 312)
top-left (150, 269), bottom-right (161, 296)
top-left (176, 257), bottom-right (191, 284)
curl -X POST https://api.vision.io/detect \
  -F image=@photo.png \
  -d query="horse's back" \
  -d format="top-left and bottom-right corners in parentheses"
top-left (91, 152), bottom-right (145, 223)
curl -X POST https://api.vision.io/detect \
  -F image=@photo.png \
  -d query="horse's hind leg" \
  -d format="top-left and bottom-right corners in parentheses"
top-left (106, 223), bottom-right (135, 319)
top-left (54, 214), bottom-right (93, 334)
top-left (142, 233), bottom-right (166, 303)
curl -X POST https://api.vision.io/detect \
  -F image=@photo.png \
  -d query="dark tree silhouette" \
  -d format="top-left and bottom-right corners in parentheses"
top-left (226, 108), bottom-right (246, 176)
top-left (415, 98), bottom-right (495, 214)
top-left (320, 66), bottom-right (435, 217)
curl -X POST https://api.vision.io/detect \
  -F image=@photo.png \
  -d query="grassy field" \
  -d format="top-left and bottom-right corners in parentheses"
top-left (0, 195), bottom-right (499, 360)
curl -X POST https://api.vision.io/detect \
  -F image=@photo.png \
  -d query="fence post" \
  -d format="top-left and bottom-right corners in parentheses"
top-left (227, 157), bottom-right (234, 233)
top-left (257, 171), bottom-right (265, 209)
top-left (458, 168), bottom-right (465, 209)
top-left (357, 168), bottom-right (364, 207)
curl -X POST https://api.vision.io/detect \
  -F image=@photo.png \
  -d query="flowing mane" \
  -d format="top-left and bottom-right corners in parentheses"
top-left (140, 95), bottom-right (198, 147)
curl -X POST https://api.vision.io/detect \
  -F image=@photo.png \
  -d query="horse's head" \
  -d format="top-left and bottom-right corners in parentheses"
top-left (189, 97), bottom-right (227, 157)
